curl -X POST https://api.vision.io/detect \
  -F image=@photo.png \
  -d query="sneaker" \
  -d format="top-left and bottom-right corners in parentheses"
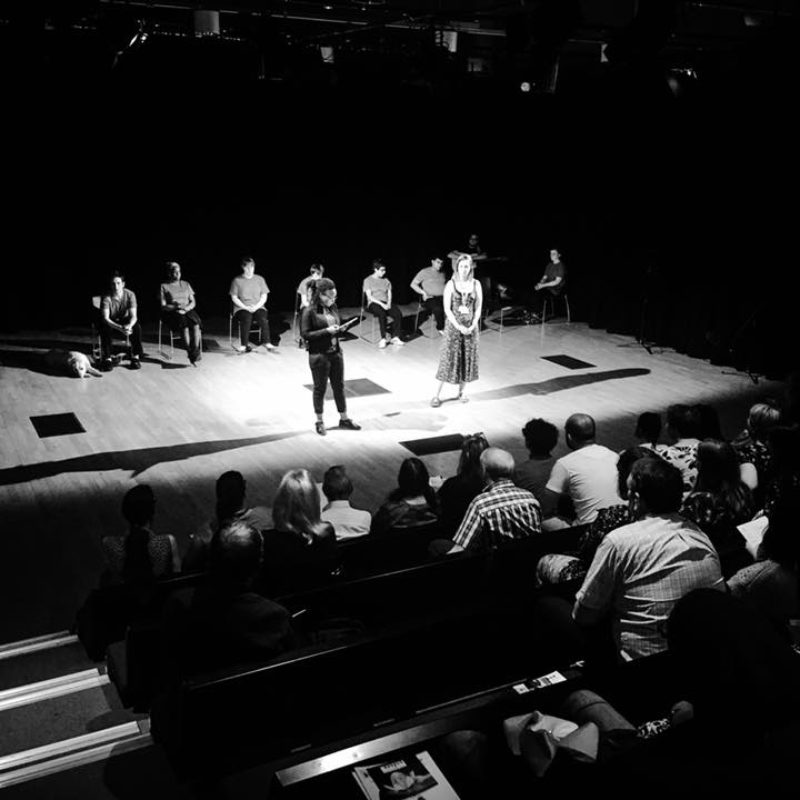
top-left (430, 397), bottom-right (442, 408)
top-left (390, 336), bottom-right (404, 346)
top-left (130, 357), bottom-right (142, 370)
top-left (315, 421), bottom-right (327, 436)
top-left (338, 418), bottom-right (361, 431)
top-left (234, 344), bottom-right (247, 353)
top-left (100, 358), bottom-right (114, 372)
top-left (264, 342), bottom-right (276, 351)
top-left (378, 339), bottom-right (388, 349)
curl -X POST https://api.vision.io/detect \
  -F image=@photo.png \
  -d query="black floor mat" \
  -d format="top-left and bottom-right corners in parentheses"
top-left (541, 354), bottom-right (595, 370)
top-left (30, 412), bottom-right (86, 438)
top-left (400, 433), bottom-right (465, 456)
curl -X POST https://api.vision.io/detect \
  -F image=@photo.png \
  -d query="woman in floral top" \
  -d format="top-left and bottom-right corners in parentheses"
top-left (680, 440), bottom-right (753, 578)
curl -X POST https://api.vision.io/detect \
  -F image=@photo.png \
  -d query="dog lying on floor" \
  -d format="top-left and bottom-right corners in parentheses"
top-left (43, 350), bottom-right (103, 378)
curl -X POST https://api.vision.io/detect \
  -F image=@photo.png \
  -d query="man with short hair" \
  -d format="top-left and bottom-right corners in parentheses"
top-left (163, 520), bottom-right (294, 676)
top-left (452, 448), bottom-right (541, 552)
top-left (320, 465), bottom-right (371, 540)
top-left (230, 257), bottom-right (276, 353)
top-left (513, 418), bottom-right (559, 501)
top-left (296, 263), bottom-right (325, 310)
top-left (572, 458), bottom-right (724, 659)
top-left (363, 260), bottom-right (405, 349)
top-left (410, 257), bottom-right (446, 334)
top-left (528, 248), bottom-right (567, 323)
top-left (99, 271), bottom-right (145, 371)
top-left (541, 413), bottom-right (620, 527)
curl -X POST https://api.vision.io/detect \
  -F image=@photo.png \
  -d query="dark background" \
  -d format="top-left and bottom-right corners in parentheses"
top-left (1, 1), bottom-right (796, 378)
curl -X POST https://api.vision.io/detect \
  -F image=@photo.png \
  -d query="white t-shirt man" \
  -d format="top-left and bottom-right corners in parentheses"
top-left (545, 443), bottom-right (620, 525)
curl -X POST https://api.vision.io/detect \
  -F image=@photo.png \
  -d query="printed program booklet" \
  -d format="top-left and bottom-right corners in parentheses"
top-left (352, 749), bottom-right (459, 800)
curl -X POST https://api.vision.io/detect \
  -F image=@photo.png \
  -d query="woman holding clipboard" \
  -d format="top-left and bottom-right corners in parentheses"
top-left (300, 277), bottom-right (361, 436)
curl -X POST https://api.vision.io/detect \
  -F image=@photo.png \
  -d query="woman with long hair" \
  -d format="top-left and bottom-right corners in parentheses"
top-left (431, 254), bottom-right (482, 407)
top-left (438, 433), bottom-right (490, 536)
top-left (300, 277), bottom-right (360, 436)
top-left (102, 484), bottom-right (180, 584)
top-left (371, 458), bottom-right (439, 535)
top-left (681, 439), bottom-right (754, 577)
top-left (260, 468), bottom-right (338, 593)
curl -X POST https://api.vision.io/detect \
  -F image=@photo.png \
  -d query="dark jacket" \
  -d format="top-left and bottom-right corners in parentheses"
top-left (300, 303), bottom-right (341, 354)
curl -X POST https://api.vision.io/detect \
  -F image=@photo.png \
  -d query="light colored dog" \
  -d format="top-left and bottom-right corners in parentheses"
top-left (44, 350), bottom-right (103, 378)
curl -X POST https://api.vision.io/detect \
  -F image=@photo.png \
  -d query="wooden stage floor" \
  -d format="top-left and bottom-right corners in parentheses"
top-left (0, 310), bottom-right (784, 643)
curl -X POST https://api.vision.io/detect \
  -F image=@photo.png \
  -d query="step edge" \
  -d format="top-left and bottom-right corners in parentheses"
top-left (0, 634), bottom-right (79, 661)
top-left (0, 732), bottom-right (153, 789)
top-left (0, 668), bottom-right (101, 703)
top-left (0, 673), bottom-right (109, 713)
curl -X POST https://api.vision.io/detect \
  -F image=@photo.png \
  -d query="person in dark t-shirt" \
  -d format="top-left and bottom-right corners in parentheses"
top-left (529, 248), bottom-right (567, 323)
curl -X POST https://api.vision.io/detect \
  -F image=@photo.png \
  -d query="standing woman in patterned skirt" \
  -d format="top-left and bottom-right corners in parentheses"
top-left (431, 254), bottom-right (482, 407)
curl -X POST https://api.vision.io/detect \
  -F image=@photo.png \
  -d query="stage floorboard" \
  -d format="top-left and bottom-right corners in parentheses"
top-left (0, 310), bottom-right (783, 643)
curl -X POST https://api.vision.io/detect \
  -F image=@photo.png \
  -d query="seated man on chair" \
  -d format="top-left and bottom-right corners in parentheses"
top-left (296, 263), bottom-right (324, 310)
top-left (528, 247), bottom-right (567, 323)
top-left (160, 261), bottom-right (202, 365)
top-left (230, 256), bottom-right (275, 353)
top-left (410, 256), bottom-right (446, 335)
top-left (99, 271), bottom-right (144, 371)
top-left (362, 259), bottom-right (405, 349)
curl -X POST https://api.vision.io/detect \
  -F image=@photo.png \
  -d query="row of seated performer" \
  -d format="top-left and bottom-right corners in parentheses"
top-left (87, 396), bottom-right (800, 691)
top-left (95, 246), bottom-right (568, 370)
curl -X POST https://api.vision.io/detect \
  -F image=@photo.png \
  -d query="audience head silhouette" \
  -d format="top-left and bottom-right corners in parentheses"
top-left (215, 471), bottom-right (247, 526)
top-left (458, 433), bottom-right (490, 479)
top-left (209, 520), bottom-right (264, 590)
top-left (480, 448), bottom-right (515, 482)
top-left (522, 418), bottom-right (558, 457)
top-left (322, 465), bottom-right (353, 501)
top-left (565, 413), bottom-right (595, 449)
top-left (392, 458), bottom-right (431, 501)
top-left (616, 446), bottom-right (661, 499)
top-left (747, 401), bottom-right (781, 440)
top-left (122, 484), bottom-right (155, 527)
top-left (273, 468), bottom-right (324, 539)
top-left (628, 457), bottom-right (683, 515)
top-left (635, 412), bottom-right (662, 446)
top-left (667, 404), bottom-right (703, 440)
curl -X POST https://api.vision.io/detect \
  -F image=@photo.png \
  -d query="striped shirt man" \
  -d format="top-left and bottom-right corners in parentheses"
top-left (453, 479), bottom-right (542, 552)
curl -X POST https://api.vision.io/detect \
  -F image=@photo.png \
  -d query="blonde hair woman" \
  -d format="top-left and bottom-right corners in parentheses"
top-left (431, 254), bottom-right (482, 407)
top-left (262, 469), bottom-right (338, 594)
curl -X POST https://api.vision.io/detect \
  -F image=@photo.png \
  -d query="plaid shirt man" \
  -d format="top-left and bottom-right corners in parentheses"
top-left (453, 478), bottom-right (542, 552)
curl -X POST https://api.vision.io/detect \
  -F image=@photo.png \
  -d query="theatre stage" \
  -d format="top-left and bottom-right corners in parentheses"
top-left (0, 309), bottom-right (782, 644)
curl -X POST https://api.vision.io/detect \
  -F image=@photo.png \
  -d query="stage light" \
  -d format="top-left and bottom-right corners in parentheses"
top-left (520, 81), bottom-right (531, 92)
top-left (193, 9), bottom-right (220, 38)
top-left (320, 45), bottom-right (334, 64)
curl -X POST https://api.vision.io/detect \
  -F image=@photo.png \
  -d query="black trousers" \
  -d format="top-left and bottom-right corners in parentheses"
top-left (309, 350), bottom-right (346, 415)
top-left (100, 321), bottom-right (144, 360)
top-left (162, 310), bottom-right (202, 359)
top-left (234, 308), bottom-right (270, 346)
top-left (419, 296), bottom-right (445, 330)
top-left (530, 288), bottom-right (561, 316)
top-left (368, 302), bottom-right (403, 339)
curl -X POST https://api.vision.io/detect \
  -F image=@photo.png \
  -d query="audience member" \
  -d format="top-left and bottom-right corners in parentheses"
top-left (102, 484), bottom-right (180, 584)
top-left (183, 471), bottom-right (272, 573)
top-left (541, 414), bottom-right (620, 528)
top-left (727, 496), bottom-right (800, 637)
top-left (633, 412), bottom-right (666, 454)
top-left (661, 404), bottom-right (703, 494)
top-left (451, 448), bottom-right (541, 553)
top-left (762, 425), bottom-right (800, 516)
top-left (572, 458), bottom-right (723, 660)
top-left (410, 256), bottom-right (446, 334)
top-left (696, 404), bottom-right (724, 441)
top-left (667, 588), bottom-right (800, 779)
top-left (680, 440), bottom-right (754, 578)
top-left (259, 469), bottom-right (339, 595)
top-left (732, 401), bottom-right (781, 501)
top-left (438, 433), bottom-right (490, 537)
top-left (163, 520), bottom-right (294, 676)
top-left (371, 458), bottom-right (439, 535)
top-left (513, 418), bottom-right (558, 500)
top-left (320, 465), bottom-right (371, 540)
top-left (536, 446), bottom-right (661, 586)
